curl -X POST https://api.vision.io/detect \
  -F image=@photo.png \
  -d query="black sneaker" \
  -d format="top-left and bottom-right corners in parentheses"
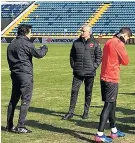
top-left (16, 127), bottom-right (32, 133)
top-left (6, 126), bottom-right (17, 133)
top-left (82, 112), bottom-right (88, 119)
top-left (62, 113), bottom-right (74, 120)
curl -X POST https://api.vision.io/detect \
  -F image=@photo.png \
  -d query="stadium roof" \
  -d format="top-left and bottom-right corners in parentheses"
top-left (0, 1), bottom-right (31, 5)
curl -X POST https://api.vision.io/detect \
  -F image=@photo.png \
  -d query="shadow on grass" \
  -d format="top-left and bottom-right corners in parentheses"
top-left (91, 105), bottom-right (135, 115)
top-left (91, 106), bottom-right (135, 134)
top-left (1, 126), bottom-right (7, 132)
top-left (119, 93), bottom-right (135, 96)
top-left (116, 123), bottom-right (135, 134)
top-left (15, 106), bottom-right (135, 135)
top-left (117, 117), bottom-right (135, 124)
top-left (59, 117), bottom-right (135, 135)
top-left (16, 106), bottom-right (81, 118)
top-left (68, 119), bottom-right (99, 129)
top-left (26, 120), bottom-right (96, 143)
top-left (116, 107), bottom-right (135, 115)
top-left (91, 105), bottom-right (135, 118)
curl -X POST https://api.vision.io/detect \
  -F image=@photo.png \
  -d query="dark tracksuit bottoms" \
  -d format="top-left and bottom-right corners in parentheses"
top-left (7, 73), bottom-right (33, 128)
top-left (98, 80), bottom-right (118, 132)
top-left (98, 102), bottom-right (116, 132)
top-left (68, 75), bottom-right (94, 114)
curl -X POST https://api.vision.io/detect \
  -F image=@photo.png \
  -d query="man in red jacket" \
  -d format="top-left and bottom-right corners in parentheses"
top-left (95, 27), bottom-right (132, 142)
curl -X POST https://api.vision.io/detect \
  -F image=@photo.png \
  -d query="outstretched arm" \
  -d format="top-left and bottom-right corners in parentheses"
top-left (26, 43), bottom-right (48, 58)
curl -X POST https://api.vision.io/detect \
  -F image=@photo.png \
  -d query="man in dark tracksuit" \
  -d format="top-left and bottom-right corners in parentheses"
top-left (63, 25), bottom-right (102, 120)
top-left (6, 24), bottom-right (48, 133)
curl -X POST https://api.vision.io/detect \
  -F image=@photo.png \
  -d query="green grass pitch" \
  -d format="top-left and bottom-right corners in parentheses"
top-left (1, 43), bottom-right (135, 143)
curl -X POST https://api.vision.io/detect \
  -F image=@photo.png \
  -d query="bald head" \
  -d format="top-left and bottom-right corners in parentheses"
top-left (81, 25), bottom-right (92, 40)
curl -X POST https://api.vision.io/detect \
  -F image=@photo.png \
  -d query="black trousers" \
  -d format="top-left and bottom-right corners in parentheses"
top-left (7, 73), bottom-right (33, 128)
top-left (68, 75), bottom-right (94, 114)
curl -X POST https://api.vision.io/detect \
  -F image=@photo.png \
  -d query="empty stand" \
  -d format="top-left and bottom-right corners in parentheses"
top-left (2, 1), bottom-right (135, 36)
top-left (1, 3), bottom-right (29, 18)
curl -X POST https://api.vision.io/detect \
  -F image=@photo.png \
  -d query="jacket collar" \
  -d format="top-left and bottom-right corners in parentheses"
top-left (79, 36), bottom-right (92, 44)
top-left (16, 35), bottom-right (30, 41)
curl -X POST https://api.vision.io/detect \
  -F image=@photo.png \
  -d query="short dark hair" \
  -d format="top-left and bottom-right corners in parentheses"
top-left (17, 24), bottom-right (32, 36)
top-left (119, 27), bottom-right (132, 37)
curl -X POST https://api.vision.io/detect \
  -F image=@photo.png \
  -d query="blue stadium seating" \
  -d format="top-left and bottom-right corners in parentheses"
top-left (93, 1), bottom-right (135, 35)
top-left (2, 1), bottom-right (135, 36)
top-left (1, 3), bottom-right (29, 18)
top-left (21, 1), bottom-right (102, 35)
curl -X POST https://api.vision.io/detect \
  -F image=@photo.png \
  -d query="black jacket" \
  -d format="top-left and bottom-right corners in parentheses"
top-left (7, 36), bottom-right (48, 76)
top-left (70, 36), bottom-right (102, 76)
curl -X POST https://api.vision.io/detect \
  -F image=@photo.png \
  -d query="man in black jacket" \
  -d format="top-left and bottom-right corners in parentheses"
top-left (6, 24), bottom-right (48, 133)
top-left (63, 25), bottom-right (102, 120)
